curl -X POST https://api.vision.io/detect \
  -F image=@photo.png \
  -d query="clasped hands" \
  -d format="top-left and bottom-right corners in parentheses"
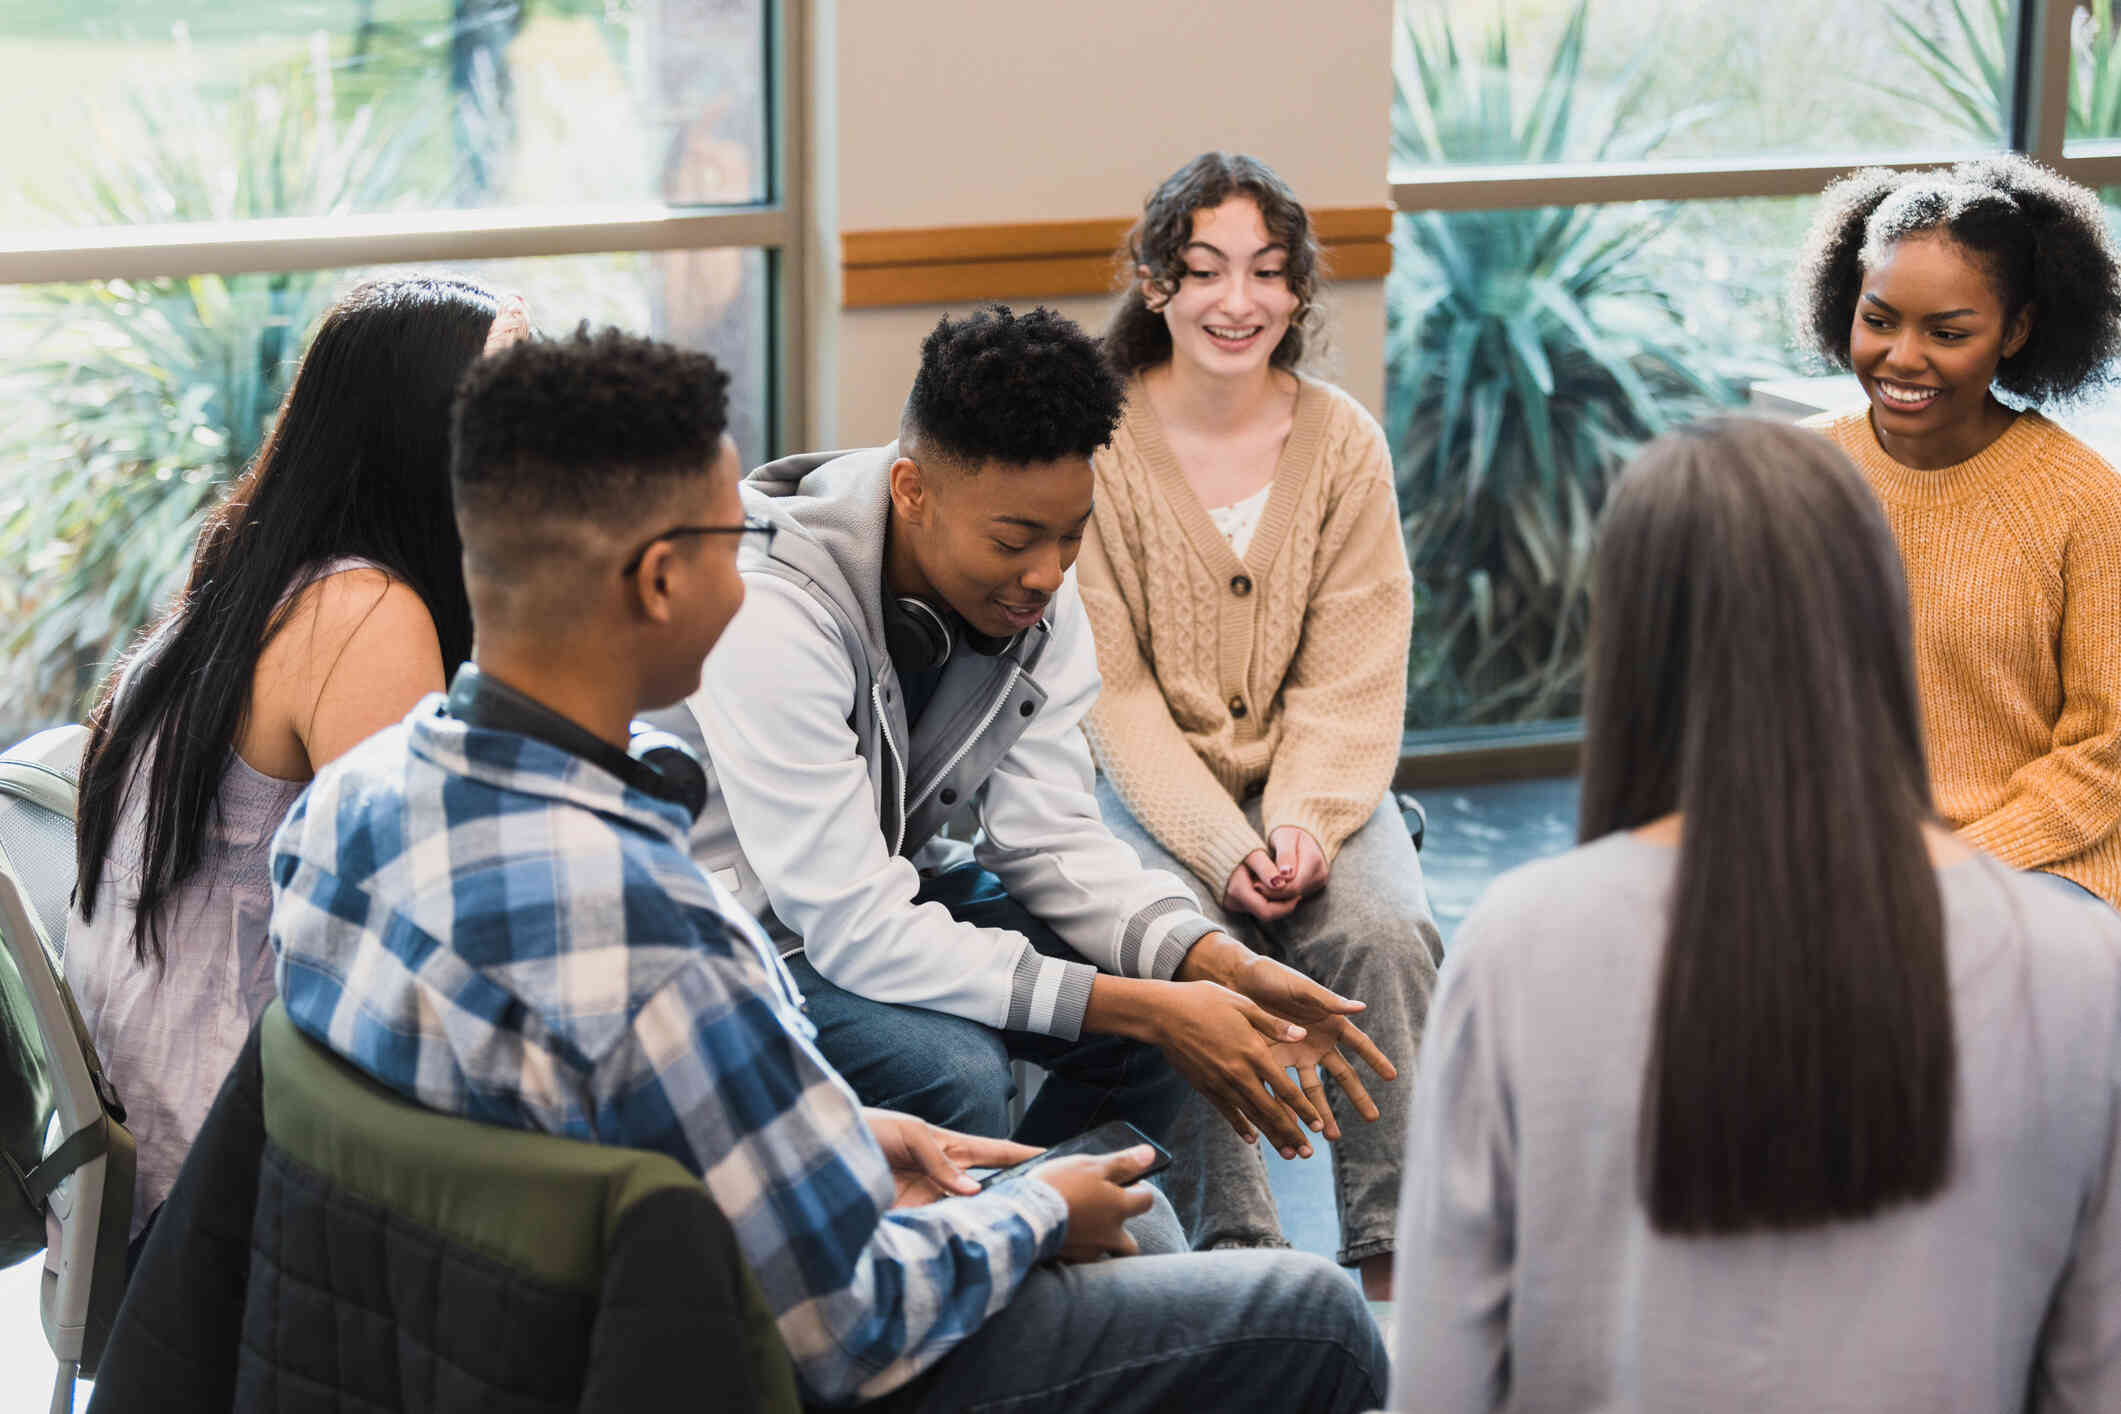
top-left (1224, 825), bottom-right (1328, 922)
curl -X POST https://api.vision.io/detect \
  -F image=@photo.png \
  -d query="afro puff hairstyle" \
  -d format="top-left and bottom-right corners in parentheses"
top-left (451, 323), bottom-right (731, 523)
top-left (1791, 154), bottom-right (2121, 406)
top-left (902, 305), bottom-right (1125, 467)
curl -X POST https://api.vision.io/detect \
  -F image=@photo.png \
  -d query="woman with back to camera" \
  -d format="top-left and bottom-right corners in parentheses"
top-left (1795, 155), bottom-right (2121, 906)
top-left (1080, 150), bottom-right (1440, 1296)
top-left (67, 275), bottom-right (528, 1262)
top-left (1391, 418), bottom-right (2121, 1412)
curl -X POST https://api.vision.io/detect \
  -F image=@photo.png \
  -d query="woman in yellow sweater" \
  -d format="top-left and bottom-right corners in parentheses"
top-left (1080, 151), bottom-right (1441, 1296)
top-left (1794, 155), bottom-right (2121, 907)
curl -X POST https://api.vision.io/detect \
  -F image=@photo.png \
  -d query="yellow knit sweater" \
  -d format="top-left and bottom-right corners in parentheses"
top-left (1079, 374), bottom-right (1413, 894)
top-left (1809, 407), bottom-right (2121, 904)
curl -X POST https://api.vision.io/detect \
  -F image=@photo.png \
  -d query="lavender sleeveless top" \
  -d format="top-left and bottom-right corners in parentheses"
top-left (63, 558), bottom-right (381, 1234)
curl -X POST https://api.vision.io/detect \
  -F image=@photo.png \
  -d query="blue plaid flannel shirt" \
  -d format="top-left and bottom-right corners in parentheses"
top-left (269, 698), bottom-right (1068, 1405)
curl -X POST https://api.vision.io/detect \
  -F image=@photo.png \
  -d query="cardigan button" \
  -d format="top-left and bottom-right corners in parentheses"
top-left (1019, 700), bottom-right (1035, 717)
top-left (940, 788), bottom-right (958, 806)
top-left (1228, 695), bottom-right (1248, 719)
top-left (1230, 574), bottom-right (1253, 597)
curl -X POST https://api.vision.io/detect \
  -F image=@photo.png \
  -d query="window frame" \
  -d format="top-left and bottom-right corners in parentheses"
top-left (1388, 0), bottom-right (2101, 776)
top-left (1389, 0), bottom-right (2096, 213)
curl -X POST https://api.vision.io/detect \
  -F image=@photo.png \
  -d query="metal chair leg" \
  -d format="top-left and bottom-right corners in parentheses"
top-left (1394, 790), bottom-right (1428, 852)
top-left (50, 1360), bottom-right (78, 1414)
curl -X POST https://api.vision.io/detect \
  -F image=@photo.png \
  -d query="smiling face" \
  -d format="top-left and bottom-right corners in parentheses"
top-left (1148, 197), bottom-right (1300, 378)
top-left (1850, 232), bottom-right (2033, 466)
top-left (888, 452), bottom-right (1094, 640)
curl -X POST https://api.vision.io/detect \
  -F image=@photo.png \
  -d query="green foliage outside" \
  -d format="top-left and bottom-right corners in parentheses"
top-left (1388, 0), bottom-right (1774, 727)
top-left (1887, 0), bottom-right (2121, 144)
top-left (0, 3), bottom-right (657, 736)
top-left (0, 43), bottom-right (465, 731)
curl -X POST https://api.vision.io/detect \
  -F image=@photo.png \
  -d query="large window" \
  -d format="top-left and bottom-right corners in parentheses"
top-left (1390, 0), bottom-right (2121, 733)
top-left (0, 0), bottom-right (806, 741)
top-left (0, 1), bottom-right (771, 228)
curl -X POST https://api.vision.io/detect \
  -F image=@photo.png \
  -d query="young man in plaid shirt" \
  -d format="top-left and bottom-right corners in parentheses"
top-left (267, 328), bottom-right (1386, 1411)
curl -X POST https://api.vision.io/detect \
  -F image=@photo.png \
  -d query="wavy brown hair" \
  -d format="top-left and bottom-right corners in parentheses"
top-left (1104, 151), bottom-right (1324, 377)
top-left (1580, 416), bottom-right (1953, 1235)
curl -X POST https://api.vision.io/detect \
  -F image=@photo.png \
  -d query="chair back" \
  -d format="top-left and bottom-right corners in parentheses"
top-left (256, 1004), bottom-right (800, 1411)
top-left (0, 725), bottom-right (87, 960)
top-left (0, 724), bottom-right (135, 1403)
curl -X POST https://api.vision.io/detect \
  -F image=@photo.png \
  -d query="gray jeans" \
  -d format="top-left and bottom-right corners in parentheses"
top-left (858, 1249), bottom-right (1388, 1413)
top-left (1097, 779), bottom-right (1441, 1265)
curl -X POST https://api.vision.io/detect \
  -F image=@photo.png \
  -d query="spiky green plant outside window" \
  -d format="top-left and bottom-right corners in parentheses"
top-left (1388, 0), bottom-right (1759, 727)
top-left (1884, 0), bottom-right (2121, 146)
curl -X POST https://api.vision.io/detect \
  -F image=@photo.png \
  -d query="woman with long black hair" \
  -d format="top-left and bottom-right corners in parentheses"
top-left (66, 274), bottom-right (524, 1256)
top-left (1391, 418), bottom-right (2121, 1411)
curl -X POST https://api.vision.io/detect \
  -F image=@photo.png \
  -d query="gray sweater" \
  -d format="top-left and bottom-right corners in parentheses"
top-left (1392, 834), bottom-right (2121, 1413)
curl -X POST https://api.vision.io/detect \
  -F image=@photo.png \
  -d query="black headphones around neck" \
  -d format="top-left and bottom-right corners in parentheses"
top-left (444, 665), bottom-right (708, 822)
top-left (881, 594), bottom-right (1019, 673)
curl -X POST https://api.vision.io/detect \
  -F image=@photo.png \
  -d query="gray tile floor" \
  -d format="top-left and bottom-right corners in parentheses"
top-left (0, 775), bottom-right (1583, 1402)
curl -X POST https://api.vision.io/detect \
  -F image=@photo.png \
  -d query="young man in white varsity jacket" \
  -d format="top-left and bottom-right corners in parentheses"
top-left (655, 306), bottom-right (1394, 1179)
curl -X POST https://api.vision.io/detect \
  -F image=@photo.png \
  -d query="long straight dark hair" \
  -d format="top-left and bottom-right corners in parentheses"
top-left (1579, 417), bottom-right (1954, 1235)
top-left (75, 274), bottom-right (496, 965)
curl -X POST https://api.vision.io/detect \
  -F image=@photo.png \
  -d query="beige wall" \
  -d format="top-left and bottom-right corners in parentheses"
top-left (818, 0), bottom-right (1397, 446)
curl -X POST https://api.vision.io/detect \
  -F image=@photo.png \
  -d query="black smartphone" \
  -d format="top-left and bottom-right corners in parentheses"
top-left (971, 1119), bottom-right (1173, 1191)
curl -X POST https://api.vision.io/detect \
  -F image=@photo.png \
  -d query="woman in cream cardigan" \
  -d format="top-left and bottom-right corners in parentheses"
top-left (1080, 151), bottom-right (1440, 1297)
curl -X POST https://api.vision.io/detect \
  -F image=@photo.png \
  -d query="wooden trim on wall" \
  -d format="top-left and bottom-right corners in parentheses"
top-left (841, 204), bottom-right (1395, 309)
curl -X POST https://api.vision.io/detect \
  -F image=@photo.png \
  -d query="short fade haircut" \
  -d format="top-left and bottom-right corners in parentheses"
top-left (902, 305), bottom-right (1125, 467)
top-left (451, 324), bottom-right (732, 526)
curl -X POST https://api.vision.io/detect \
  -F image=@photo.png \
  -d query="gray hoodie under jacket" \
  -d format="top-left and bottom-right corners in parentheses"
top-left (653, 443), bottom-right (1217, 1040)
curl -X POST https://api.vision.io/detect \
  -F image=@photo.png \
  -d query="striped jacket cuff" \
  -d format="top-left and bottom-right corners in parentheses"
top-left (1116, 898), bottom-right (1218, 982)
top-left (986, 1171), bottom-right (1071, 1260)
top-left (1007, 948), bottom-right (1098, 1040)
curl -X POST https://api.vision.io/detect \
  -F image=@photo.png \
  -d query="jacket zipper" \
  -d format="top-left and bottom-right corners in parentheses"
top-left (907, 664), bottom-right (1024, 819)
top-left (873, 681), bottom-right (909, 856)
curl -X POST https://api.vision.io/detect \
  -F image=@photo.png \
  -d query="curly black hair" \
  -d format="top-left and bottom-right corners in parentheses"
top-left (1791, 154), bottom-right (2121, 405)
top-left (451, 323), bottom-right (732, 522)
top-left (902, 305), bottom-right (1125, 466)
top-left (1104, 151), bottom-right (1325, 378)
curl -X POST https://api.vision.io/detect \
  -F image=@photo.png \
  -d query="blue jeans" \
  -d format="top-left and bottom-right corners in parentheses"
top-left (783, 865), bottom-right (1188, 1152)
top-left (855, 1249), bottom-right (1388, 1414)
top-left (2034, 870), bottom-right (2115, 909)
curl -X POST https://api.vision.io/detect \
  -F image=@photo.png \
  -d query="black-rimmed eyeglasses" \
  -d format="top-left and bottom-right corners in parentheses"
top-left (619, 516), bottom-right (776, 576)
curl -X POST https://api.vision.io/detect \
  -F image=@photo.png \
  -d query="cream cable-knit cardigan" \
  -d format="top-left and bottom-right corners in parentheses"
top-left (1079, 374), bottom-right (1414, 894)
